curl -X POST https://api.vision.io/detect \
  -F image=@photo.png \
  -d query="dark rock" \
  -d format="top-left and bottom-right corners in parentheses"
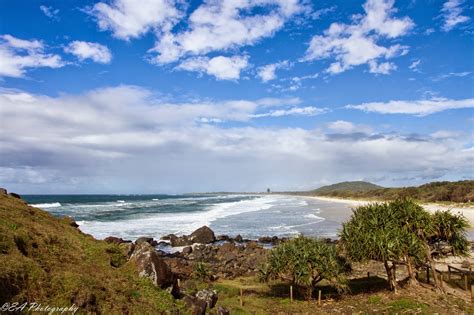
top-left (217, 235), bottom-right (230, 241)
top-left (128, 242), bottom-right (177, 294)
top-left (234, 234), bottom-right (243, 243)
top-left (166, 234), bottom-right (191, 247)
top-left (183, 295), bottom-right (207, 315)
top-left (0, 188), bottom-right (7, 195)
top-left (195, 289), bottom-right (218, 309)
top-left (217, 306), bottom-right (230, 315)
top-left (182, 246), bottom-right (193, 255)
top-left (62, 216), bottom-right (79, 228)
top-left (104, 236), bottom-right (127, 244)
top-left (135, 237), bottom-right (157, 246)
top-left (190, 226), bottom-right (216, 244)
top-left (9, 193), bottom-right (21, 199)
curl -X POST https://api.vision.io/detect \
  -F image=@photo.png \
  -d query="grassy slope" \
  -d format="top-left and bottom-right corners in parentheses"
top-left (308, 180), bottom-right (474, 203)
top-left (311, 181), bottom-right (383, 194)
top-left (0, 193), bottom-right (181, 313)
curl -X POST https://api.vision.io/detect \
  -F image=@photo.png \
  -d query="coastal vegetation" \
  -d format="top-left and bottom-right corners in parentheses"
top-left (0, 193), bottom-right (181, 313)
top-left (339, 198), bottom-right (469, 292)
top-left (259, 236), bottom-right (350, 298)
top-left (305, 180), bottom-right (474, 203)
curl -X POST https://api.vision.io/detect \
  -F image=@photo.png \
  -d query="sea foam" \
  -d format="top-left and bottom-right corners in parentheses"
top-left (31, 202), bottom-right (62, 208)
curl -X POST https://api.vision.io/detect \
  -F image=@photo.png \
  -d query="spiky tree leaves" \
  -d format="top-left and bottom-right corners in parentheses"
top-left (340, 198), bottom-right (470, 292)
top-left (259, 236), bottom-right (350, 299)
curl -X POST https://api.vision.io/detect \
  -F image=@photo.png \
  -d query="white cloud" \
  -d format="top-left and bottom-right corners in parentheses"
top-left (257, 60), bottom-right (290, 82)
top-left (176, 55), bottom-right (248, 80)
top-left (0, 34), bottom-right (64, 78)
top-left (0, 86), bottom-right (471, 193)
top-left (252, 106), bottom-right (327, 118)
top-left (430, 130), bottom-right (461, 139)
top-left (327, 120), bottom-right (372, 134)
top-left (432, 71), bottom-right (471, 81)
top-left (64, 41), bottom-right (112, 64)
top-left (311, 6), bottom-right (337, 20)
top-left (347, 97), bottom-right (474, 116)
top-left (151, 0), bottom-right (307, 64)
top-left (441, 0), bottom-right (470, 32)
top-left (409, 59), bottom-right (421, 72)
top-left (88, 0), bottom-right (182, 40)
top-left (368, 60), bottom-right (397, 74)
top-left (303, 0), bottom-right (413, 74)
top-left (40, 5), bottom-right (59, 20)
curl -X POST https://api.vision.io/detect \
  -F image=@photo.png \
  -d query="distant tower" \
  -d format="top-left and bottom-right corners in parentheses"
top-left (267, 188), bottom-right (271, 194)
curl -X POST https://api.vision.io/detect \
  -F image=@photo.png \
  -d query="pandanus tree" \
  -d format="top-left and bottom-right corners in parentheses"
top-left (339, 198), bottom-right (469, 292)
top-left (259, 236), bottom-right (351, 299)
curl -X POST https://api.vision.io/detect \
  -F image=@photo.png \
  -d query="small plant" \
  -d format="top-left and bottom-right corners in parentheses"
top-left (367, 295), bottom-right (382, 304)
top-left (193, 261), bottom-right (211, 280)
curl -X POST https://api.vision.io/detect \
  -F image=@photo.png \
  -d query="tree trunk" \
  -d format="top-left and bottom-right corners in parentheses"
top-left (425, 246), bottom-right (444, 293)
top-left (384, 260), bottom-right (397, 293)
top-left (406, 257), bottom-right (418, 286)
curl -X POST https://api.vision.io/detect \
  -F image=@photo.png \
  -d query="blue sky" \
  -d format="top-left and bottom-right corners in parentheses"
top-left (0, 0), bottom-right (473, 193)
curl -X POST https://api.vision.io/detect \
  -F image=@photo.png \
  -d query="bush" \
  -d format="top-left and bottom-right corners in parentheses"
top-left (193, 261), bottom-right (211, 280)
top-left (259, 236), bottom-right (350, 299)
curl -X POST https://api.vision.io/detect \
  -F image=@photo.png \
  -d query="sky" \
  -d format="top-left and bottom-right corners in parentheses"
top-left (0, 0), bottom-right (473, 194)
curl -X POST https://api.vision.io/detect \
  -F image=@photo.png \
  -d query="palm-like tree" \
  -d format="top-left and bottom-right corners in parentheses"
top-left (339, 198), bottom-right (469, 292)
top-left (259, 236), bottom-right (350, 299)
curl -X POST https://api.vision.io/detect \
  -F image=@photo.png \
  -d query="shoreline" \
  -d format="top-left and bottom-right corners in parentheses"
top-left (310, 195), bottom-right (474, 232)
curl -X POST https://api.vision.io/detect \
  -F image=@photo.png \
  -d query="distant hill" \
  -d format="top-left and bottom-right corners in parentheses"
top-left (308, 180), bottom-right (474, 203)
top-left (311, 181), bottom-right (383, 194)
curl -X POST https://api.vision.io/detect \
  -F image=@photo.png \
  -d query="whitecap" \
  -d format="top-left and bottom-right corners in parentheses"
top-left (31, 202), bottom-right (62, 208)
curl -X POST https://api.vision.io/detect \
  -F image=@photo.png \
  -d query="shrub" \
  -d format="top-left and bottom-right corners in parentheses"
top-left (259, 236), bottom-right (350, 299)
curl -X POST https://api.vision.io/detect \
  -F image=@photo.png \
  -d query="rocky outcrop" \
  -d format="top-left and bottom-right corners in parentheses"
top-left (62, 216), bottom-right (79, 228)
top-left (162, 226), bottom-right (216, 246)
top-left (190, 226), bottom-right (215, 244)
top-left (104, 236), bottom-right (129, 244)
top-left (183, 289), bottom-right (218, 315)
top-left (9, 192), bottom-right (21, 199)
top-left (164, 241), bottom-right (267, 280)
top-left (128, 242), bottom-right (178, 296)
top-left (135, 236), bottom-right (158, 246)
top-left (183, 295), bottom-right (207, 315)
top-left (195, 289), bottom-right (218, 309)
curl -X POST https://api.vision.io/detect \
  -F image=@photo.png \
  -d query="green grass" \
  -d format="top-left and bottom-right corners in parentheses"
top-left (0, 194), bottom-right (182, 313)
top-left (388, 298), bottom-right (428, 313)
top-left (367, 295), bottom-right (382, 304)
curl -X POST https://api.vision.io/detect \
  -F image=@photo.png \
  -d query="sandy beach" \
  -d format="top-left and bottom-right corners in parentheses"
top-left (311, 196), bottom-right (474, 234)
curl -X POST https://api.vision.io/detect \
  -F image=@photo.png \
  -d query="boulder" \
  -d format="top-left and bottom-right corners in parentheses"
top-left (182, 246), bottom-right (193, 255)
top-left (104, 236), bottom-right (128, 244)
top-left (128, 242), bottom-right (178, 295)
top-left (183, 295), bottom-right (207, 315)
top-left (190, 226), bottom-right (215, 244)
top-left (135, 237), bottom-right (157, 246)
top-left (217, 235), bottom-right (230, 242)
top-left (234, 234), bottom-right (243, 243)
top-left (195, 289), bottom-right (218, 309)
top-left (0, 188), bottom-right (7, 195)
top-left (62, 216), bottom-right (79, 228)
top-left (9, 193), bottom-right (21, 199)
top-left (217, 306), bottom-right (230, 315)
top-left (165, 234), bottom-right (191, 247)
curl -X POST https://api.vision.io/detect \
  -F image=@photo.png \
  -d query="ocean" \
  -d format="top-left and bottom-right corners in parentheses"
top-left (22, 194), bottom-right (352, 241)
